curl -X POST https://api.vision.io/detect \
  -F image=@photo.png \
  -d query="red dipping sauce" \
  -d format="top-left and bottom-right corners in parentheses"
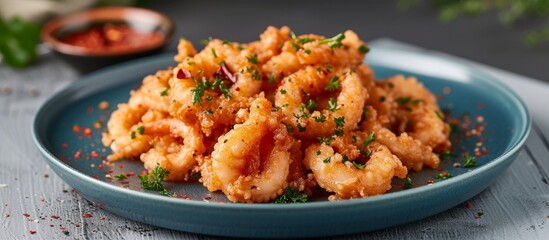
top-left (61, 23), bottom-right (164, 52)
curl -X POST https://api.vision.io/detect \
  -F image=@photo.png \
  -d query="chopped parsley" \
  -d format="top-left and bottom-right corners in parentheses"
top-left (211, 48), bottom-right (218, 58)
top-left (396, 97), bottom-right (422, 105)
top-left (439, 150), bottom-right (456, 161)
top-left (434, 172), bottom-right (453, 180)
top-left (285, 123), bottom-right (295, 133)
top-left (222, 40), bottom-right (231, 45)
top-left (274, 187), bottom-right (308, 203)
top-left (268, 73), bottom-right (277, 84)
top-left (334, 129), bottom-right (344, 136)
top-left (298, 38), bottom-right (313, 44)
top-left (328, 98), bottom-right (338, 111)
top-left (463, 156), bottom-right (477, 168)
top-left (314, 115), bottom-right (327, 123)
top-left (204, 109), bottom-right (213, 115)
top-left (114, 174), bottom-right (127, 181)
top-left (280, 89), bottom-right (287, 94)
top-left (296, 123), bottom-right (306, 132)
top-left (325, 76), bottom-right (341, 91)
top-left (326, 65), bottom-right (333, 72)
top-left (435, 110), bottom-right (444, 120)
top-left (247, 54), bottom-right (258, 64)
top-left (319, 33), bottom-right (345, 49)
top-left (304, 49), bottom-right (311, 54)
top-left (334, 116), bottom-right (345, 128)
top-left (191, 78), bottom-right (207, 105)
top-left (316, 150), bottom-right (321, 155)
top-left (323, 157), bottom-right (331, 163)
top-left (358, 44), bottom-right (370, 53)
top-left (318, 136), bottom-right (335, 145)
top-left (137, 126), bottom-right (145, 135)
top-left (139, 165), bottom-right (171, 196)
top-left (403, 177), bottom-right (413, 189)
top-left (351, 161), bottom-right (366, 170)
top-left (363, 108), bottom-right (369, 118)
top-left (160, 87), bottom-right (170, 96)
top-left (130, 131), bottom-right (136, 140)
top-left (306, 99), bottom-right (317, 112)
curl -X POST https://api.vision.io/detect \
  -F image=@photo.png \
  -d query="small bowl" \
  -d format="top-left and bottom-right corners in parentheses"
top-left (42, 7), bottom-right (174, 74)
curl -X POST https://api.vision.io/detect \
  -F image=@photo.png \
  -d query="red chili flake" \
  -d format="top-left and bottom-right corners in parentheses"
top-left (23, 213), bottom-right (30, 217)
top-left (465, 202), bottom-right (472, 209)
top-left (83, 128), bottom-right (92, 137)
top-left (442, 87), bottom-right (451, 95)
top-left (82, 213), bottom-right (93, 218)
top-left (476, 103), bottom-right (484, 110)
top-left (49, 224), bottom-right (54, 227)
top-left (87, 106), bottom-right (94, 113)
top-left (29, 230), bottom-right (37, 234)
top-left (75, 224), bottom-right (81, 227)
top-left (92, 175), bottom-right (99, 180)
top-left (141, 170), bottom-right (148, 176)
top-left (93, 122), bottom-right (102, 129)
top-left (72, 125), bottom-right (81, 133)
top-left (125, 171), bottom-right (135, 177)
top-left (214, 63), bottom-right (236, 83)
top-left (177, 68), bottom-right (191, 79)
top-left (235, 87), bottom-right (240, 91)
top-left (120, 180), bottom-right (129, 184)
top-left (61, 143), bottom-right (68, 148)
top-left (51, 215), bottom-right (60, 219)
top-left (91, 151), bottom-right (99, 158)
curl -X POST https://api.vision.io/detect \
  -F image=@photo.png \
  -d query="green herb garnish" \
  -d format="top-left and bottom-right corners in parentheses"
top-left (319, 33), bottom-right (345, 49)
top-left (139, 165), bottom-right (171, 196)
top-left (114, 174), bottom-right (127, 181)
top-left (403, 177), bottom-right (413, 189)
top-left (247, 54), bottom-right (258, 64)
top-left (328, 98), bottom-right (337, 111)
top-left (463, 156), bottom-right (477, 168)
top-left (306, 99), bottom-right (317, 112)
top-left (358, 44), bottom-right (369, 53)
top-left (137, 126), bottom-right (145, 135)
top-left (435, 172), bottom-right (453, 180)
top-left (274, 187), bottom-right (308, 203)
top-left (325, 76), bottom-right (341, 92)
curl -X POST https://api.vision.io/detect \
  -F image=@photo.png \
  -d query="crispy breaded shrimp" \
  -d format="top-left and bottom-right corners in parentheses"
top-left (201, 98), bottom-right (293, 203)
top-left (102, 104), bottom-right (153, 161)
top-left (140, 118), bottom-right (206, 181)
top-left (360, 106), bottom-right (440, 170)
top-left (303, 142), bottom-right (407, 200)
top-left (381, 75), bottom-right (451, 151)
top-left (128, 69), bottom-right (173, 112)
top-left (275, 67), bottom-right (367, 139)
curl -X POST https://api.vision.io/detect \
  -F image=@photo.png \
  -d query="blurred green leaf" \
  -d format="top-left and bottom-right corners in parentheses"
top-left (399, 0), bottom-right (549, 47)
top-left (0, 17), bottom-right (41, 68)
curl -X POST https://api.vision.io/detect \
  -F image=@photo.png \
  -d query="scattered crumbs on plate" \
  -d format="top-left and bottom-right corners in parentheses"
top-left (98, 101), bottom-right (110, 110)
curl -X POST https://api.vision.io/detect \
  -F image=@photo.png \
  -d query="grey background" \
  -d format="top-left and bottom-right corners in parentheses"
top-left (149, 0), bottom-right (548, 83)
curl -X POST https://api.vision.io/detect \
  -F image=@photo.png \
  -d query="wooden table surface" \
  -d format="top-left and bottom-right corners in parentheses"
top-left (1, 39), bottom-right (549, 239)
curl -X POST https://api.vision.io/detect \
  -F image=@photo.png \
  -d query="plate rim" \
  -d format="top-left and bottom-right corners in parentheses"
top-left (31, 45), bottom-right (531, 211)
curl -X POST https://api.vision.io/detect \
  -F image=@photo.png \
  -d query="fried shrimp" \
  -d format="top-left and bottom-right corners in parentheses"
top-left (381, 75), bottom-right (451, 151)
top-left (102, 104), bottom-right (153, 161)
top-left (128, 69), bottom-right (173, 112)
top-left (201, 98), bottom-right (293, 202)
top-left (275, 67), bottom-right (368, 138)
top-left (360, 106), bottom-right (440, 170)
top-left (303, 142), bottom-right (407, 200)
top-left (140, 118), bottom-right (206, 181)
top-left (103, 26), bottom-right (455, 203)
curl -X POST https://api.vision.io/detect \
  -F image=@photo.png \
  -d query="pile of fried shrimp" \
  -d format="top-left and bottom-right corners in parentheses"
top-left (102, 26), bottom-right (451, 203)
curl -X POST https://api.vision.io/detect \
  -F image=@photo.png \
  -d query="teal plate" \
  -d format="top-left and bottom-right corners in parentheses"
top-left (32, 45), bottom-right (530, 238)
